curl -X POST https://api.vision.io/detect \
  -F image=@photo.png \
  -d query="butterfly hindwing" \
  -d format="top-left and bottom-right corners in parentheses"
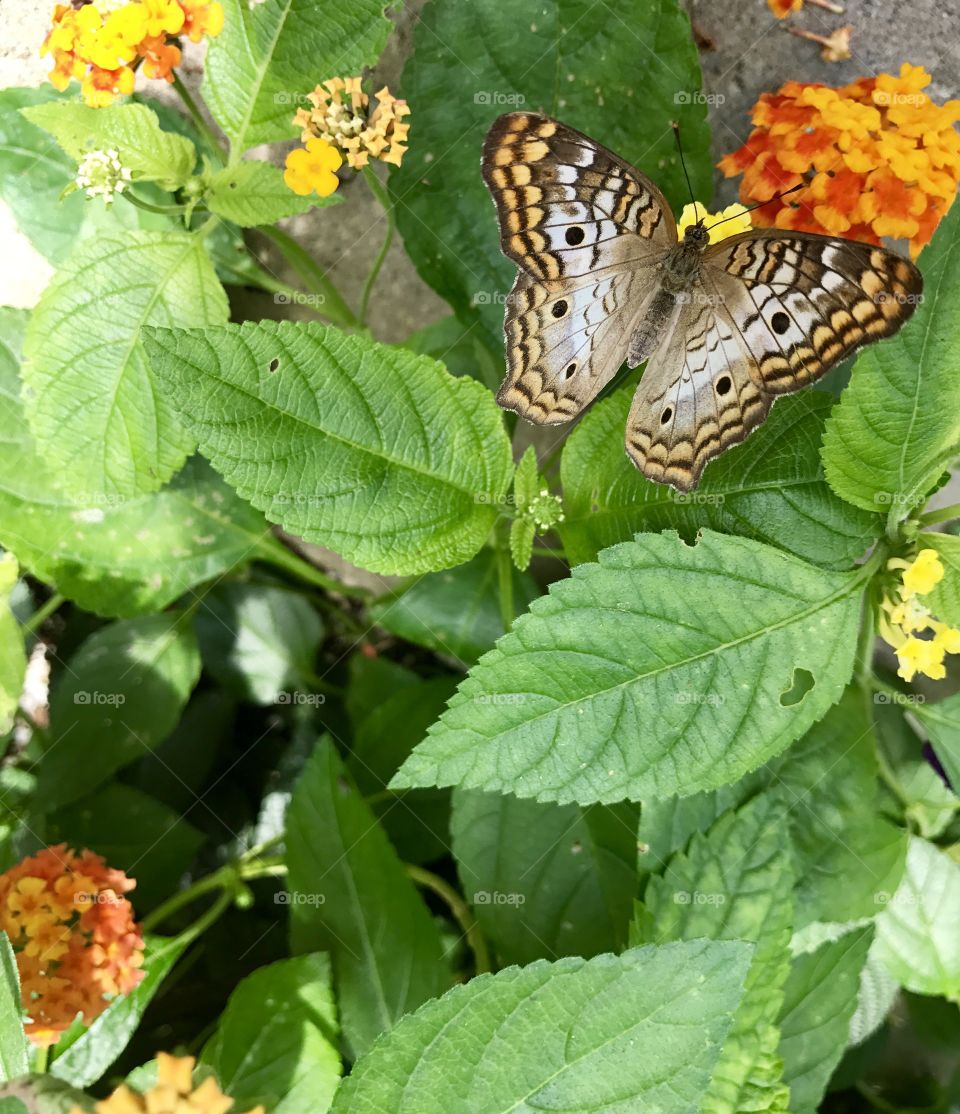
top-left (483, 112), bottom-right (674, 424)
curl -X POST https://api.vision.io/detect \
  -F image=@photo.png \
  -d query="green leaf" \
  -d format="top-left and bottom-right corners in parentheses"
top-left (46, 784), bottom-right (203, 912)
top-left (777, 926), bottom-right (873, 1114)
top-left (144, 321), bottom-right (513, 576)
top-left (509, 517), bottom-right (535, 572)
top-left (875, 700), bottom-right (957, 839)
top-left (205, 160), bottom-right (319, 226)
top-left (35, 614), bottom-right (201, 811)
top-left (20, 102), bottom-right (196, 190)
top-left (393, 530), bottom-right (863, 805)
top-left (452, 790), bottom-right (638, 964)
top-left (822, 200), bottom-right (960, 513)
top-left (331, 940), bottom-right (752, 1114)
top-left (633, 793), bottom-right (793, 1114)
top-left (22, 232), bottom-right (228, 500)
top-left (204, 954), bottom-right (340, 1114)
top-left (920, 532), bottom-right (960, 630)
top-left (401, 316), bottom-right (501, 389)
top-left (560, 392), bottom-right (880, 569)
top-left (202, 0), bottom-right (391, 153)
top-left (0, 934), bottom-right (28, 1083)
top-left (194, 583), bottom-right (323, 705)
top-left (51, 934), bottom-right (190, 1089)
top-left (370, 551), bottom-right (540, 665)
top-left (913, 691), bottom-right (960, 792)
top-left (0, 307), bottom-right (271, 617)
top-left (513, 446), bottom-right (539, 506)
top-left (875, 836), bottom-right (960, 998)
top-left (391, 0), bottom-right (712, 346)
top-left (0, 555), bottom-right (24, 739)
top-left (286, 740), bottom-right (449, 1059)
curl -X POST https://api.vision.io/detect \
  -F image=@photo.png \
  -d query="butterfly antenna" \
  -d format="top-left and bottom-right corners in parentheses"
top-left (705, 183), bottom-right (804, 232)
top-left (671, 121), bottom-right (698, 224)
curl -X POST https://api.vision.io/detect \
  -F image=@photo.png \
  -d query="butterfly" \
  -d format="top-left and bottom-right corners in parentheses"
top-left (481, 112), bottom-right (923, 492)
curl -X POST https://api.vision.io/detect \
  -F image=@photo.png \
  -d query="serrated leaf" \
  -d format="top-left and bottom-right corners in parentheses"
top-left (391, 0), bottom-right (712, 348)
top-left (370, 551), bottom-right (540, 665)
top-left (144, 321), bottom-right (513, 576)
top-left (194, 583), bottom-right (323, 705)
top-left (509, 517), bottom-right (535, 571)
top-left (203, 0), bottom-right (391, 153)
top-left (286, 740), bottom-right (449, 1059)
top-left (822, 200), bottom-right (960, 513)
top-left (203, 954), bottom-right (340, 1114)
top-left (0, 311), bottom-right (270, 613)
top-left (22, 232), bottom-right (228, 500)
top-left (34, 614), bottom-right (201, 811)
top-left (21, 102), bottom-right (196, 190)
top-left (393, 530), bottom-right (863, 805)
top-left (50, 934), bottom-right (190, 1088)
top-left (513, 446), bottom-right (539, 506)
top-left (777, 925), bottom-right (873, 1114)
top-left (0, 934), bottom-right (28, 1083)
top-left (560, 392), bottom-right (880, 569)
top-left (452, 790), bottom-right (638, 964)
top-left (331, 940), bottom-right (751, 1114)
top-left (633, 793), bottom-right (794, 1114)
top-left (205, 160), bottom-right (320, 226)
top-left (874, 835), bottom-right (960, 997)
top-left (913, 691), bottom-right (960, 792)
top-left (921, 531), bottom-right (960, 630)
top-left (849, 944), bottom-right (899, 1047)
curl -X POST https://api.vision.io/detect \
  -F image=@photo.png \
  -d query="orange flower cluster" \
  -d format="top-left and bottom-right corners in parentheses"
top-left (719, 64), bottom-right (960, 257)
top-left (0, 845), bottom-right (144, 1046)
top-left (42, 0), bottom-right (224, 107)
top-left (292, 77), bottom-right (411, 170)
top-left (71, 1053), bottom-right (265, 1114)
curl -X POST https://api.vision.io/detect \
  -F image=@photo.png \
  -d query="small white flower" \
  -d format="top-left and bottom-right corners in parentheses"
top-left (75, 148), bottom-right (133, 204)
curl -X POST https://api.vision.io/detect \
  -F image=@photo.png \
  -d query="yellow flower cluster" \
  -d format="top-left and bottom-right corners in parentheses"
top-left (42, 0), bottom-right (224, 107)
top-left (879, 549), bottom-right (960, 682)
top-left (290, 76), bottom-right (410, 175)
top-left (719, 64), bottom-right (960, 257)
top-left (676, 202), bottom-right (752, 244)
top-left (70, 1053), bottom-right (264, 1114)
top-left (0, 845), bottom-right (144, 1046)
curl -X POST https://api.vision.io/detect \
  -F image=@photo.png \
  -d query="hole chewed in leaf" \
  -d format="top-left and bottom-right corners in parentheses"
top-left (779, 667), bottom-right (815, 707)
top-left (269, 357), bottom-right (280, 372)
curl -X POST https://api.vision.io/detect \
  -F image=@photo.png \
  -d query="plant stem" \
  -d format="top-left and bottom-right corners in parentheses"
top-left (406, 864), bottom-right (491, 975)
top-left (33, 1045), bottom-right (49, 1074)
top-left (142, 856), bottom-right (284, 933)
top-left (495, 526), bottom-right (515, 633)
top-left (920, 502), bottom-right (960, 527)
top-left (532, 543), bottom-right (567, 561)
top-left (258, 226), bottom-right (358, 328)
top-left (22, 593), bottom-right (65, 635)
top-left (359, 165), bottom-right (395, 328)
top-left (256, 536), bottom-right (372, 600)
top-left (123, 191), bottom-right (189, 216)
top-left (172, 71), bottom-right (226, 165)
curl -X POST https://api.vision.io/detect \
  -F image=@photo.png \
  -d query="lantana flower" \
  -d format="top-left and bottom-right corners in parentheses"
top-left (878, 548), bottom-right (960, 682)
top-left (41, 0), bottom-right (224, 107)
top-left (289, 77), bottom-right (411, 173)
top-left (719, 64), bottom-right (960, 256)
top-left (767, 0), bottom-right (843, 16)
top-left (0, 845), bottom-right (145, 1046)
top-left (677, 201), bottom-right (752, 243)
top-left (69, 1053), bottom-right (265, 1114)
top-left (75, 148), bottom-right (132, 203)
top-left (283, 137), bottom-right (343, 198)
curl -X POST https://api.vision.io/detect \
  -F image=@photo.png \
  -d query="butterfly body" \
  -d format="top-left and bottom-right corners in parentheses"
top-left (482, 111), bottom-right (923, 492)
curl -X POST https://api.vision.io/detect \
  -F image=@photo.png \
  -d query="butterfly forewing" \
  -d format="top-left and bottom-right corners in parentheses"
top-left (482, 112), bottom-right (675, 424)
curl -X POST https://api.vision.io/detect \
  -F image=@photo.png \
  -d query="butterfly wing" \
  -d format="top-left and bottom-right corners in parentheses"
top-left (482, 112), bottom-right (676, 424)
top-left (626, 231), bottom-right (922, 491)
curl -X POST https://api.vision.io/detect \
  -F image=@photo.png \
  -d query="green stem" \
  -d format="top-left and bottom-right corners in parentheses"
top-left (855, 586), bottom-right (877, 693)
top-left (359, 166), bottom-right (395, 329)
top-left (406, 864), bottom-right (491, 975)
top-left (258, 226), bottom-right (358, 329)
top-left (920, 502), bottom-right (960, 527)
top-left (256, 536), bottom-right (372, 600)
top-left (33, 1045), bottom-right (49, 1074)
top-left (172, 886), bottom-right (234, 948)
top-left (532, 543), bottom-right (567, 561)
top-left (172, 71), bottom-right (226, 165)
top-left (21, 593), bottom-right (65, 635)
top-left (495, 525), bottom-right (515, 633)
top-left (123, 191), bottom-right (189, 216)
top-left (142, 856), bottom-right (284, 933)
